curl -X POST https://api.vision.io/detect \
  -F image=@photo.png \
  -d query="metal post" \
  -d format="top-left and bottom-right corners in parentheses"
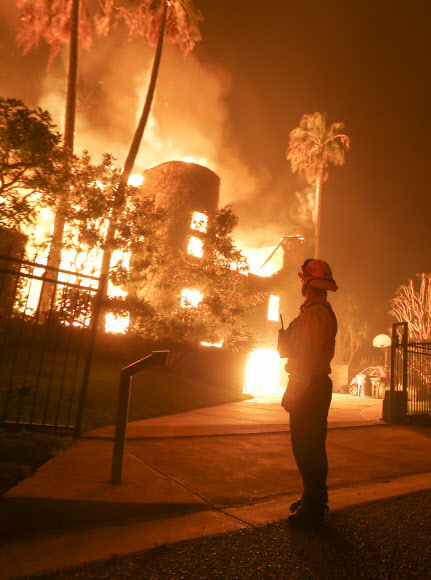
top-left (389, 323), bottom-right (397, 421)
top-left (110, 370), bottom-right (132, 484)
top-left (110, 350), bottom-right (169, 484)
top-left (74, 274), bottom-right (107, 438)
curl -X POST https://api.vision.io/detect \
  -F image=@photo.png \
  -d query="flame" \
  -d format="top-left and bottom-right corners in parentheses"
top-left (243, 245), bottom-right (283, 277)
top-left (191, 211), bottom-right (208, 233)
top-left (105, 312), bottom-right (129, 334)
top-left (268, 295), bottom-right (280, 321)
top-left (244, 349), bottom-right (284, 396)
top-left (128, 174), bottom-right (144, 187)
top-left (22, 209), bottom-right (130, 333)
top-left (187, 236), bottom-right (203, 258)
top-left (181, 288), bottom-right (203, 308)
top-left (182, 156), bottom-right (210, 168)
top-left (201, 341), bottom-right (223, 348)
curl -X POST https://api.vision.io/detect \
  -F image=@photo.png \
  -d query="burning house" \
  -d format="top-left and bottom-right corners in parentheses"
top-left (136, 160), bottom-right (307, 395)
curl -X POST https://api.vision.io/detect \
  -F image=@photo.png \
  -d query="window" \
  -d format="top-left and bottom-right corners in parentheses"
top-left (191, 211), bottom-right (208, 233)
top-left (188, 236), bottom-right (203, 258)
top-left (268, 295), bottom-right (280, 322)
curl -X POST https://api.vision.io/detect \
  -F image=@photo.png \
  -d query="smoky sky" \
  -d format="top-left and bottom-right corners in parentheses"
top-left (1, 1), bottom-right (430, 337)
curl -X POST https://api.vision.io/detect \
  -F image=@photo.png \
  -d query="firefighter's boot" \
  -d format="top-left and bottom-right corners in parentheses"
top-left (287, 502), bottom-right (327, 529)
top-left (289, 498), bottom-right (302, 512)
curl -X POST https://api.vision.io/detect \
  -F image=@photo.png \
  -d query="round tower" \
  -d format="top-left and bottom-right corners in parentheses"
top-left (140, 161), bottom-right (220, 253)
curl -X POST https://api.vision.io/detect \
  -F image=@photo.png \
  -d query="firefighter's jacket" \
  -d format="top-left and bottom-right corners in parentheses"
top-left (279, 294), bottom-right (338, 388)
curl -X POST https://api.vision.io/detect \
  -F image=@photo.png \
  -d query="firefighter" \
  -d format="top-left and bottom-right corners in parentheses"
top-left (278, 258), bottom-right (338, 528)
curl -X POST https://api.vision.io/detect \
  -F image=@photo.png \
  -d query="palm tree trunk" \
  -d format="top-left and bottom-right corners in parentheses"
top-left (39, 0), bottom-right (79, 313)
top-left (99, 1), bottom-right (168, 309)
top-left (314, 169), bottom-right (323, 258)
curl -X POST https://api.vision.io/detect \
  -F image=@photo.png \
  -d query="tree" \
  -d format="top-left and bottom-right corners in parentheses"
top-left (0, 97), bottom-right (64, 233)
top-left (286, 112), bottom-right (350, 258)
top-left (16, 0), bottom-right (96, 272)
top-left (109, 204), bottom-right (264, 345)
top-left (390, 274), bottom-right (431, 341)
top-left (97, 0), bottom-right (203, 294)
top-left (333, 292), bottom-right (369, 370)
top-left (16, 0), bottom-right (203, 297)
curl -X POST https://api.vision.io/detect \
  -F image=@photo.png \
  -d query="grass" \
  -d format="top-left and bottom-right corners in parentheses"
top-left (0, 429), bottom-right (70, 495)
top-left (0, 352), bottom-right (251, 495)
top-left (81, 356), bottom-right (251, 432)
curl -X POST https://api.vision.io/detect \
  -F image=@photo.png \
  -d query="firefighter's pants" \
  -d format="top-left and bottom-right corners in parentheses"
top-left (289, 374), bottom-right (333, 507)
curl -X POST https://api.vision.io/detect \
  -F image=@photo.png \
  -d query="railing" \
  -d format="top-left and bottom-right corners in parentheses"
top-left (0, 249), bottom-right (105, 435)
top-left (387, 322), bottom-right (431, 422)
top-left (110, 350), bottom-right (170, 484)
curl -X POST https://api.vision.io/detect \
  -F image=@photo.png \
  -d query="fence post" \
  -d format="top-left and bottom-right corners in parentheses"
top-left (74, 274), bottom-right (107, 438)
top-left (110, 350), bottom-right (169, 484)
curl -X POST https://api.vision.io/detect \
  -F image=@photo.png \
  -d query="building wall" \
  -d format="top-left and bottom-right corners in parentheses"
top-left (140, 161), bottom-right (220, 254)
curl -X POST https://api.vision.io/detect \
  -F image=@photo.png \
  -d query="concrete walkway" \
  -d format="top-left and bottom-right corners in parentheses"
top-left (1, 394), bottom-right (431, 579)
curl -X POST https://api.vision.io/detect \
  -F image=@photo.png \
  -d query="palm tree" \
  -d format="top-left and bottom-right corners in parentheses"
top-left (16, 0), bottom-right (202, 304)
top-left (97, 0), bottom-right (203, 294)
top-left (17, 0), bottom-right (95, 275)
top-left (286, 112), bottom-right (350, 258)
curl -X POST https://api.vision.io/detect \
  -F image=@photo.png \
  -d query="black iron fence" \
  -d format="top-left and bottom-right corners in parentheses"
top-left (388, 322), bottom-right (431, 421)
top-left (0, 249), bottom-right (105, 435)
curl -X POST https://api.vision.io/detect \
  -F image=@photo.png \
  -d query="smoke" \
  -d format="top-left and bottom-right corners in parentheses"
top-left (0, 6), bottom-right (294, 252)
top-left (290, 186), bottom-right (316, 228)
top-left (32, 32), bottom-right (269, 211)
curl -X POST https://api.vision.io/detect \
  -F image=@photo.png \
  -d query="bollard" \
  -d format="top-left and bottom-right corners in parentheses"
top-left (110, 350), bottom-right (169, 484)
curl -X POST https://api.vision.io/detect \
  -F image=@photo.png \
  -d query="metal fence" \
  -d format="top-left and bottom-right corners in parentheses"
top-left (389, 322), bottom-right (431, 421)
top-left (0, 249), bottom-right (105, 435)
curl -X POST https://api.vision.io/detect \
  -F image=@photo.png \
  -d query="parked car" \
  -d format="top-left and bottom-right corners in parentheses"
top-left (349, 366), bottom-right (389, 398)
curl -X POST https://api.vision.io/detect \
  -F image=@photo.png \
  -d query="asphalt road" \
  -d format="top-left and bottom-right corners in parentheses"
top-left (22, 489), bottom-right (431, 580)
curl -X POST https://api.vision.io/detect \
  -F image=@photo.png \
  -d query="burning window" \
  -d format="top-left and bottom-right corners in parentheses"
top-left (188, 236), bottom-right (203, 258)
top-left (191, 211), bottom-right (208, 233)
top-left (181, 288), bottom-right (203, 308)
top-left (268, 295), bottom-right (280, 321)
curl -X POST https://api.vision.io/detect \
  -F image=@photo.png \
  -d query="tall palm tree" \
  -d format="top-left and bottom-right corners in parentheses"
top-left (16, 0), bottom-right (202, 303)
top-left (98, 0), bottom-right (202, 294)
top-left (17, 0), bottom-right (94, 275)
top-left (287, 112), bottom-right (350, 258)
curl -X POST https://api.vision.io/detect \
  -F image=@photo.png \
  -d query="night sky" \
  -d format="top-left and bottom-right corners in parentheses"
top-left (197, 0), bottom-right (431, 335)
top-left (1, 1), bottom-right (430, 338)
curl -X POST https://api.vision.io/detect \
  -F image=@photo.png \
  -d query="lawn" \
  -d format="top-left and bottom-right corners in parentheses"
top-left (0, 352), bottom-right (251, 495)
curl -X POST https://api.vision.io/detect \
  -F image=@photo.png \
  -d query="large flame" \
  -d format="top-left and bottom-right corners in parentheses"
top-left (244, 349), bottom-right (284, 396)
top-left (243, 245), bottom-right (283, 277)
top-left (21, 176), bottom-right (144, 335)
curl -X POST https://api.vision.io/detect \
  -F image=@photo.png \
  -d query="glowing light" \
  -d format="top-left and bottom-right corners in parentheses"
top-left (191, 211), bottom-right (208, 233)
top-left (188, 236), bottom-right (203, 258)
top-left (181, 288), bottom-right (203, 308)
top-left (201, 341), bottom-right (223, 348)
top-left (268, 295), bottom-right (280, 322)
top-left (182, 156), bottom-right (195, 163)
top-left (105, 312), bottom-right (129, 334)
top-left (244, 349), bottom-right (283, 396)
top-left (243, 246), bottom-right (283, 277)
top-left (128, 174), bottom-right (144, 187)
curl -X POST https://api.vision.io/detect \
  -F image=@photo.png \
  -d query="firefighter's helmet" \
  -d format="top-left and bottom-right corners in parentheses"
top-left (298, 259), bottom-right (338, 292)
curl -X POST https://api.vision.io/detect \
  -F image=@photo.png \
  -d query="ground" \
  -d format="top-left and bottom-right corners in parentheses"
top-left (20, 490), bottom-right (431, 580)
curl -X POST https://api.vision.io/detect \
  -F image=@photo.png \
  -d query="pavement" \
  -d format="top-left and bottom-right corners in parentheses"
top-left (1, 393), bottom-right (431, 579)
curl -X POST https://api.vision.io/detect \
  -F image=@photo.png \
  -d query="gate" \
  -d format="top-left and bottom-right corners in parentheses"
top-left (0, 249), bottom-right (106, 436)
top-left (389, 322), bottom-right (431, 421)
